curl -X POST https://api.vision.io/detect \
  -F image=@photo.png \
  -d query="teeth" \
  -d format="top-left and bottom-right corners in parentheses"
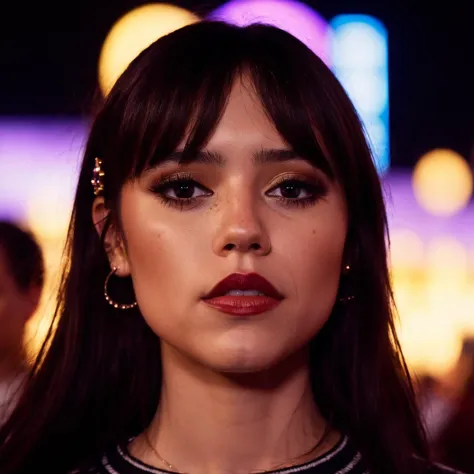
top-left (224, 290), bottom-right (265, 296)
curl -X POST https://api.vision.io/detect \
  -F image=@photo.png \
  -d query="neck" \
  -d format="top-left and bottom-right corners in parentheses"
top-left (136, 345), bottom-right (333, 474)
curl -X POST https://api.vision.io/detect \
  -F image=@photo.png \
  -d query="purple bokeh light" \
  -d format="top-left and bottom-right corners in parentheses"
top-left (209, 0), bottom-right (332, 66)
top-left (0, 119), bottom-right (86, 223)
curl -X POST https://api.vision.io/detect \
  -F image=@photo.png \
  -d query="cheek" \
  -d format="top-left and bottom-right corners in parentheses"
top-left (279, 214), bottom-right (346, 275)
top-left (122, 220), bottom-right (181, 297)
top-left (275, 213), bottom-right (346, 326)
top-left (120, 197), bottom-right (209, 329)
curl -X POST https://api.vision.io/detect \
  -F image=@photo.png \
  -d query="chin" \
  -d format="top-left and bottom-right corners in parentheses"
top-left (197, 332), bottom-right (298, 375)
top-left (207, 351), bottom-right (280, 374)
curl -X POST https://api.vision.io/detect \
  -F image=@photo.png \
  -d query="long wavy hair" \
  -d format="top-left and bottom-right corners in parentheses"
top-left (0, 21), bottom-right (428, 473)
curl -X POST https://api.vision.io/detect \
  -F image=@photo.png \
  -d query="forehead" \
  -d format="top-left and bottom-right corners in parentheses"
top-left (207, 76), bottom-right (286, 150)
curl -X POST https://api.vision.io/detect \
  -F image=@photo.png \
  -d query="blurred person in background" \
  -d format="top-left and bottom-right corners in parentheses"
top-left (432, 338), bottom-right (474, 473)
top-left (0, 221), bottom-right (44, 425)
top-left (0, 22), bottom-right (463, 474)
top-left (418, 374), bottom-right (456, 444)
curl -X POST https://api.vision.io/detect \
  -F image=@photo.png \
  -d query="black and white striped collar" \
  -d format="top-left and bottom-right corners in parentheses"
top-left (100, 434), bottom-right (367, 474)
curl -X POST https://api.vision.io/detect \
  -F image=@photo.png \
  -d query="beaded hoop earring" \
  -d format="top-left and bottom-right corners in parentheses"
top-left (104, 267), bottom-right (137, 310)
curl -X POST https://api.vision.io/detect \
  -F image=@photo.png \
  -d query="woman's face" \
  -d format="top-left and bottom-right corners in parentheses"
top-left (101, 78), bottom-right (348, 373)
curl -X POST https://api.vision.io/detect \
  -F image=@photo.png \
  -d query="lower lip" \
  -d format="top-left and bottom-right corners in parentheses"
top-left (202, 296), bottom-right (281, 316)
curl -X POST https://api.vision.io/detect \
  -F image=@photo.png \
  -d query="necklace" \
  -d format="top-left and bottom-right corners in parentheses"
top-left (143, 429), bottom-right (324, 474)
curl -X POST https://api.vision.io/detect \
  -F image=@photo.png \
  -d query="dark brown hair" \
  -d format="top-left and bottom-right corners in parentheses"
top-left (0, 22), bottom-right (428, 473)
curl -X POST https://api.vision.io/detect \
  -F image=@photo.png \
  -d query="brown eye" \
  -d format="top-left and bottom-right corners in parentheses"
top-left (151, 177), bottom-right (210, 200)
top-left (266, 176), bottom-right (328, 209)
top-left (278, 180), bottom-right (309, 199)
top-left (169, 181), bottom-right (196, 199)
top-left (267, 179), bottom-right (314, 200)
top-left (149, 174), bottom-right (213, 210)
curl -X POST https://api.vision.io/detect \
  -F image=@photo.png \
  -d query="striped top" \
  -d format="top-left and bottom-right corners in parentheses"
top-left (72, 435), bottom-right (463, 474)
top-left (76, 435), bottom-right (367, 473)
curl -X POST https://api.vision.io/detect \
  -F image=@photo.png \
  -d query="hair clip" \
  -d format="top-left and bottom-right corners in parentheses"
top-left (91, 158), bottom-right (105, 196)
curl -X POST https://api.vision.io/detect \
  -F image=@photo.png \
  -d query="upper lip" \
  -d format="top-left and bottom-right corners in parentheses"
top-left (203, 273), bottom-right (283, 300)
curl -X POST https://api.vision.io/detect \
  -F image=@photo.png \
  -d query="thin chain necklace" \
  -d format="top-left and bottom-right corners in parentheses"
top-left (143, 429), bottom-right (324, 474)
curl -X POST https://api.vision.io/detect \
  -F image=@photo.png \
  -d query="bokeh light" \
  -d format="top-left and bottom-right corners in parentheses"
top-left (209, 0), bottom-right (332, 65)
top-left (413, 149), bottom-right (473, 217)
top-left (330, 15), bottom-right (389, 174)
top-left (331, 18), bottom-right (387, 68)
top-left (98, 3), bottom-right (199, 95)
top-left (397, 314), bottom-right (463, 377)
top-left (427, 236), bottom-right (469, 275)
top-left (390, 228), bottom-right (424, 268)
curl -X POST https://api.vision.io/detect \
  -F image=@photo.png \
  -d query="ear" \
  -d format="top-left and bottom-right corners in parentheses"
top-left (92, 196), bottom-right (131, 277)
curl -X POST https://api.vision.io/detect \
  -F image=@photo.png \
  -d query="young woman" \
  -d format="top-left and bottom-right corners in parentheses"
top-left (0, 22), bottom-right (460, 474)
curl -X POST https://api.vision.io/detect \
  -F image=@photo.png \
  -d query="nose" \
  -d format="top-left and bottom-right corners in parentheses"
top-left (212, 196), bottom-right (271, 257)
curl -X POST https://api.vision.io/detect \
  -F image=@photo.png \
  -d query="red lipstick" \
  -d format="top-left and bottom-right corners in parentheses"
top-left (202, 273), bottom-right (283, 316)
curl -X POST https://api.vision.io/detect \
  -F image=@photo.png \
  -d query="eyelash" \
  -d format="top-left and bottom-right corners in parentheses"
top-left (148, 173), bottom-right (327, 210)
top-left (267, 175), bottom-right (328, 208)
top-left (148, 173), bottom-right (206, 210)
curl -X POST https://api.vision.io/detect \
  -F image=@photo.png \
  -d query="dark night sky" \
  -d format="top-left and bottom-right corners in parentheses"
top-left (0, 0), bottom-right (472, 168)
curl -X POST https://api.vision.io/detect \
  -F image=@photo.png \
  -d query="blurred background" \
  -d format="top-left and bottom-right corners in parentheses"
top-left (0, 0), bottom-right (472, 406)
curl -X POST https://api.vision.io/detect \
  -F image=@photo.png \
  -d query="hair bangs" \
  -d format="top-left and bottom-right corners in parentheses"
top-left (240, 25), bottom-right (338, 180)
top-left (95, 22), bottom-right (245, 197)
top-left (94, 22), bottom-right (352, 195)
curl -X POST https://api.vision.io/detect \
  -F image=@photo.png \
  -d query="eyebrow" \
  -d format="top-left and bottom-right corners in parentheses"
top-left (160, 148), bottom-right (312, 167)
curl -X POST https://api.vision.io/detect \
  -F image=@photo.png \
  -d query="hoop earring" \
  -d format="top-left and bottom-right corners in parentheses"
top-left (104, 267), bottom-right (138, 310)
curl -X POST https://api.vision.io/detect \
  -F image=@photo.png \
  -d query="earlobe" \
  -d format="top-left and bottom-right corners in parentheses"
top-left (92, 197), bottom-right (131, 277)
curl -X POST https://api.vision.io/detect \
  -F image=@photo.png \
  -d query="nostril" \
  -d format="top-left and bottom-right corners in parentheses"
top-left (222, 242), bottom-right (261, 252)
